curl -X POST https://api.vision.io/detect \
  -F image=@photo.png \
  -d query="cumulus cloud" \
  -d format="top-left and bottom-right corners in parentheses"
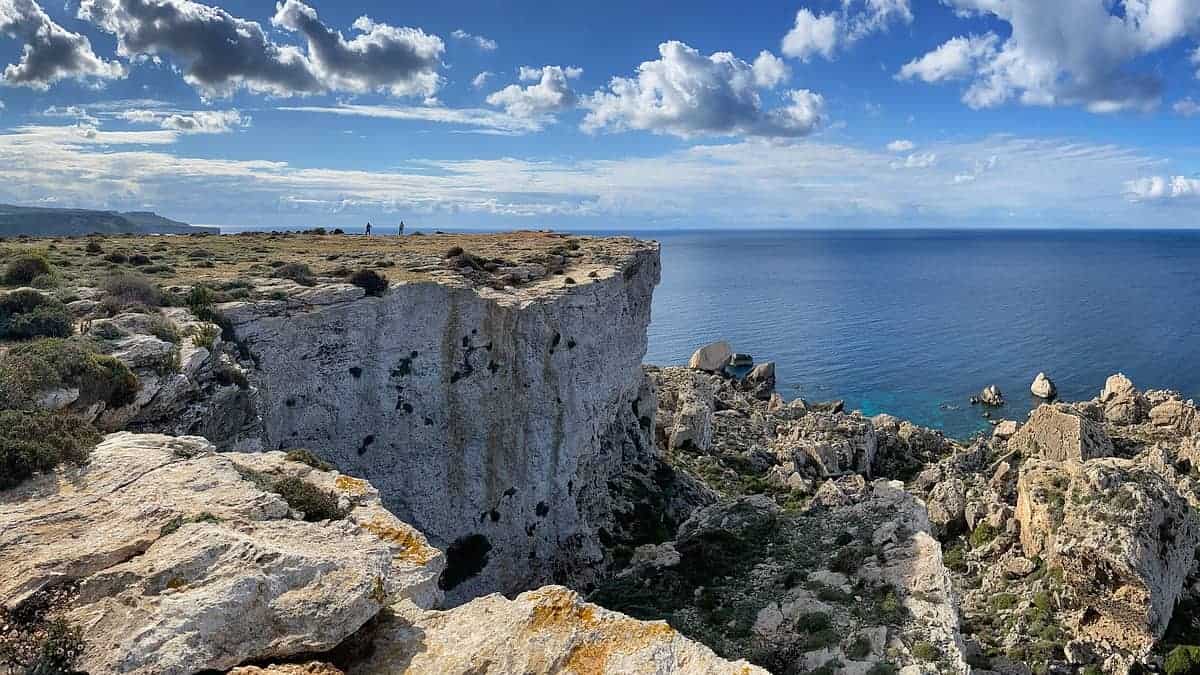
top-left (897, 33), bottom-right (998, 83)
top-left (581, 40), bottom-right (824, 139)
top-left (78, 0), bottom-right (442, 99)
top-left (1125, 175), bottom-right (1200, 201)
top-left (752, 50), bottom-right (790, 88)
top-left (118, 108), bottom-right (246, 133)
top-left (1174, 97), bottom-right (1200, 115)
top-left (271, 1), bottom-right (443, 98)
top-left (0, 0), bottom-right (125, 89)
top-left (451, 29), bottom-right (497, 51)
top-left (486, 65), bottom-right (581, 119)
top-left (899, 1), bottom-right (1200, 113)
top-left (887, 139), bottom-right (915, 152)
top-left (782, 0), bottom-right (912, 61)
top-left (890, 151), bottom-right (937, 169)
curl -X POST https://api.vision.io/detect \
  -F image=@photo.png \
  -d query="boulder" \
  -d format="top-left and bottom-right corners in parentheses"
top-left (1006, 405), bottom-right (1113, 462)
top-left (1030, 372), bottom-right (1056, 399)
top-left (1100, 373), bottom-right (1147, 426)
top-left (979, 385), bottom-right (1005, 406)
top-left (774, 412), bottom-right (877, 477)
top-left (688, 341), bottom-right (732, 372)
top-left (926, 477), bottom-right (967, 537)
top-left (1150, 399), bottom-right (1200, 435)
top-left (992, 420), bottom-right (1019, 440)
top-left (1015, 457), bottom-right (1198, 661)
top-left (0, 433), bottom-right (444, 674)
top-left (743, 361), bottom-right (776, 399)
top-left (668, 377), bottom-right (714, 452)
top-left (350, 586), bottom-right (769, 674)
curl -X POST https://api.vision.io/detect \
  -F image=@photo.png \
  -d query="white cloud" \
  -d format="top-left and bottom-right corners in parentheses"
top-left (0, 0), bottom-right (125, 89)
top-left (897, 33), bottom-right (998, 83)
top-left (277, 103), bottom-right (543, 135)
top-left (118, 109), bottom-right (247, 133)
top-left (752, 50), bottom-right (790, 88)
top-left (451, 29), bottom-right (497, 51)
top-left (1174, 98), bottom-right (1200, 115)
top-left (471, 71), bottom-right (493, 89)
top-left (782, 1), bottom-right (912, 61)
top-left (1125, 175), bottom-right (1200, 201)
top-left (899, 1), bottom-right (1200, 113)
top-left (486, 65), bottom-right (581, 121)
top-left (890, 151), bottom-right (937, 169)
top-left (78, 0), bottom-right (442, 99)
top-left (581, 40), bottom-right (825, 139)
top-left (271, 2), bottom-right (444, 99)
top-left (1193, 46), bottom-right (1200, 76)
top-left (886, 139), bottom-right (915, 152)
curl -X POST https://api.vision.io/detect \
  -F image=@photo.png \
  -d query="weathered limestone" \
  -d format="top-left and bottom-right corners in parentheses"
top-left (979, 385), bottom-right (1005, 406)
top-left (0, 433), bottom-right (445, 674)
top-left (773, 411), bottom-right (877, 477)
top-left (1100, 373), bottom-right (1148, 426)
top-left (1006, 405), bottom-right (1113, 461)
top-left (1015, 457), bottom-right (1198, 662)
top-left (1149, 398), bottom-right (1200, 435)
top-left (688, 341), bottom-right (732, 372)
top-left (223, 240), bottom-right (661, 602)
top-left (668, 375), bottom-right (715, 452)
top-left (1030, 372), bottom-right (1056, 399)
top-left (351, 586), bottom-right (768, 674)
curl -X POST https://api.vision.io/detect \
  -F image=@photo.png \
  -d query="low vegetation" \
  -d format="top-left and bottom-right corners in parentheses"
top-left (271, 262), bottom-right (316, 286)
top-left (98, 272), bottom-right (162, 313)
top-left (0, 290), bottom-right (73, 341)
top-left (285, 448), bottom-right (334, 472)
top-left (348, 268), bottom-right (389, 296)
top-left (0, 410), bottom-right (100, 490)
top-left (0, 337), bottom-right (139, 410)
top-left (3, 253), bottom-right (51, 286)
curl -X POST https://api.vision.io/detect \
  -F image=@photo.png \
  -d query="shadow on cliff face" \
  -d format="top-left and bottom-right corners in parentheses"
top-left (438, 534), bottom-right (493, 592)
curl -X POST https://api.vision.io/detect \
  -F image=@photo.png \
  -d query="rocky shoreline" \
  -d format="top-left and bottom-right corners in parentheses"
top-left (2, 234), bottom-right (1200, 674)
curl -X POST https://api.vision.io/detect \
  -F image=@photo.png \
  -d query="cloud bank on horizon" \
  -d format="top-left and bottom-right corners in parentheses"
top-left (0, 0), bottom-right (1197, 229)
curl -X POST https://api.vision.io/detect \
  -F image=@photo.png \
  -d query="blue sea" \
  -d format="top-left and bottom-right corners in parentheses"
top-left (635, 230), bottom-right (1200, 440)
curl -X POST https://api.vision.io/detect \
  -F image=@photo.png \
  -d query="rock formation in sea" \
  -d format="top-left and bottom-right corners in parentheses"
top-left (3, 231), bottom-right (1200, 674)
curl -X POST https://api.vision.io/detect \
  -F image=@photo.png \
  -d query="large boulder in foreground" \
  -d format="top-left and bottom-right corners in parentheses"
top-left (1006, 405), bottom-right (1113, 462)
top-left (1100, 373), bottom-right (1148, 426)
top-left (1015, 457), bottom-right (1198, 664)
top-left (0, 433), bottom-right (444, 675)
top-left (351, 585), bottom-right (768, 674)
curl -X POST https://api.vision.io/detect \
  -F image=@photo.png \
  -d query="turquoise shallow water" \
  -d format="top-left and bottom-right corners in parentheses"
top-left (634, 229), bottom-right (1200, 440)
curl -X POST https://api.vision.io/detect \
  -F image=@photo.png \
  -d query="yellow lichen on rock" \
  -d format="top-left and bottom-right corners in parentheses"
top-left (334, 475), bottom-right (370, 496)
top-left (359, 518), bottom-right (439, 565)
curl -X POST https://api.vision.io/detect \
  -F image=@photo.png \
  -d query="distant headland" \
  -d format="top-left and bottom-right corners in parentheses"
top-left (0, 203), bottom-right (218, 236)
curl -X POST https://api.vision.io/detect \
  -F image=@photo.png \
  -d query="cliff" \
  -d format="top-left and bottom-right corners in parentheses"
top-left (0, 204), bottom-right (216, 236)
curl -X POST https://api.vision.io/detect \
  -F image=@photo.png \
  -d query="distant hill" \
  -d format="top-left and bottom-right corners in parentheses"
top-left (0, 204), bottom-right (218, 236)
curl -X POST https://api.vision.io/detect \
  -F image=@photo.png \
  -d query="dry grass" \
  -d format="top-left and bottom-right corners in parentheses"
top-left (0, 231), bottom-right (650, 290)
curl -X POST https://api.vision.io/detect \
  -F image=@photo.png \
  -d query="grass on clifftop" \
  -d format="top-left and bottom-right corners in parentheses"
top-left (0, 410), bottom-right (100, 490)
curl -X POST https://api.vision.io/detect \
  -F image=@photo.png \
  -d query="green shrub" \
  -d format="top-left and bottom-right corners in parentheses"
top-left (191, 324), bottom-right (220, 350)
top-left (24, 618), bottom-right (86, 675)
top-left (943, 542), bottom-right (967, 572)
top-left (0, 338), bottom-right (138, 410)
top-left (285, 448), bottom-right (333, 471)
top-left (146, 315), bottom-right (180, 343)
top-left (970, 522), bottom-right (998, 548)
top-left (0, 290), bottom-right (73, 341)
top-left (272, 476), bottom-right (346, 522)
top-left (349, 269), bottom-right (389, 296)
top-left (272, 262), bottom-right (316, 286)
top-left (29, 274), bottom-right (58, 290)
top-left (846, 635), bottom-right (873, 659)
top-left (866, 663), bottom-right (897, 675)
top-left (100, 272), bottom-right (162, 309)
top-left (4, 254), bottom-right (51, 285)
top-left (911, 641), bottom-right (940, 662)
top-left (0, 410), bottom-right (99, 490)
top-left (1167, 646), bottom-right (1200, 675)
top-left (989, 593), bottom-right (1019, 612)
top-left (84, 240), bottom-right (103, 254)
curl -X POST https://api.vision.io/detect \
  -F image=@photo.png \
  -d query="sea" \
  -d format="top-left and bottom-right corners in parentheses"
top-left (633, 229), bottom-right (1200, 440)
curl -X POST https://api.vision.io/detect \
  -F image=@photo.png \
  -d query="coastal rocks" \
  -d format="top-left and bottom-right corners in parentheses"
top-left (667, 375), bottom-right (715, 452)
top-left (1014, 457), bottom-right (1198, 663)
top-left (225, 240), bottom-right (661, 602)
top-left (992, 419), bottom-right (1019, 440)
top-left (0, 432), bottom-right (445, 674)
top-left (742, 361), bottom-right (776, 400)
top-left (1006, 405), bottom-right (1113, 461)
top-left (773, 411), bottom-right (877, 477)
top-left (1100, 373), bottom-right (1148, 425)
top-left (688, 340), bottom-right (732, 373)
top-left (1149, 398), bottom-right (1200, 435)
top-left (1030, 372), bottom-right (1056, 399)
top-left (978, 385), bottom-right (1005, 406)
top-left (351, 586), bottom-right (768, 674)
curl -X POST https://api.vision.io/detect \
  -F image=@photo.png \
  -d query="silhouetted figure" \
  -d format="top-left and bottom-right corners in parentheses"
top-left (399, 221), bottom-right (405, 235)
top-left (365, 222), bottom-right (372, 237)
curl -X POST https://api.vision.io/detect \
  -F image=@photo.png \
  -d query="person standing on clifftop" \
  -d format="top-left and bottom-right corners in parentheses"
top-left (399, 221), bottom-right (405, 236)
top-left (365, 222), bottom-right (372, 237)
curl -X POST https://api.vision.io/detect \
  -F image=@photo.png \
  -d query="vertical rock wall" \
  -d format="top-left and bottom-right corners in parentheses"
top-left (224, 245), bottom-right (660, 602)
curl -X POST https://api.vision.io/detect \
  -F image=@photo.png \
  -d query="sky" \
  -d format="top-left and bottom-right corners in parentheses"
top-left (0, 0), bottom-right (1198, 230)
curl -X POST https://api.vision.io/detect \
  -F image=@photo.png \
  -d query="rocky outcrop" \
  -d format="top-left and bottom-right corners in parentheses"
top-left (773, 411), bottom-right (877, 477)
top-left (688, 341), bottom-right (732, 372)
top-left (1031, 372), bottom-right (1056, 399)
top-left (352, 586), bottom-right (767, 674)
top-left (979, 385), bottom-right (1005, 406)
top-left (221, 239), bottom-right (660, 602)
top-left (1015, 456), bottom-right (1198, 665)
top-left (1006, 404), bottom-right (1113, 461)
top-left (1100, 373), bottom-right (1148, 425)
top-left (0, 433), bottom-right (444, 674)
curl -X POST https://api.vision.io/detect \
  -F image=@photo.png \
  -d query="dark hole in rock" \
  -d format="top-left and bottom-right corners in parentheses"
top-left (348, 367), bottom-right (363, 379)
top-left (536, 501), bottom-right (550, 517)
top-left (357, 435), bottom-right (375, 456)
top-left (438, 534), bottom-right (492, 591)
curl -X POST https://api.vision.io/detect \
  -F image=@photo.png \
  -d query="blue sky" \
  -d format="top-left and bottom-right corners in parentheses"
top-left (0, 0), bottom-right (1199, 230)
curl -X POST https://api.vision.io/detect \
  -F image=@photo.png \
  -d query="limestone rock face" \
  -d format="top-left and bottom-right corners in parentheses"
top-left (1015, 457), bottom-right (1198, 662)
top-left (0, 433), bottom-right (444, 674)
top-left (669, 375), bottom-right (715, 452)
top-left (351, 586), bottom-right (768, 674)
top-left (1100, 373), bottom-right (1148, 426)
top-left (1149, 398), bottom-right (1200, 435)
top-left (1006, 405), bottom-right (1113, 461)
top-left (688, 340), bottom-right (732, 372)
top-left (224, 242), bottom-right (661, 602)
top-left (773, 411), bottom-right (877, 477)
top-left (1030, 372), bottom-right (1056, 399)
